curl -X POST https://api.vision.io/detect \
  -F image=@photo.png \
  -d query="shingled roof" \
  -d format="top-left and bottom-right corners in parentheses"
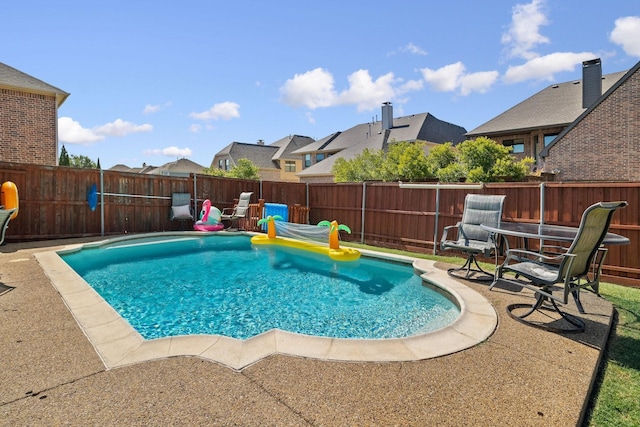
top-left (0, 62), bottom-right (69, 107)
top-left (211, 135), bottom-right (315, 170)
top-left (296, 112), bottom-right (467, 177)
top-left (467, 70), bottom-right (628, 136)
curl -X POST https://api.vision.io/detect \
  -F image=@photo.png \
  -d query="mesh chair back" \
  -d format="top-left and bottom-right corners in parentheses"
top-left (561, 201), bottom-right (627, 279)
top-left (233, 192), bottom-right (253, 216)
top-left (459, 194), bottom-right (506, 243)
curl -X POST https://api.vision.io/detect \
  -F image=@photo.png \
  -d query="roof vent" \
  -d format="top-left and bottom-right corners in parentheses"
top-left (582, 58), bottom-right (602, 108)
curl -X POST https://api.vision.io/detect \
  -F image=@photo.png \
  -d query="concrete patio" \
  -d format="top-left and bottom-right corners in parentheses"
top-left (0, 237), bottom-right (612, 426)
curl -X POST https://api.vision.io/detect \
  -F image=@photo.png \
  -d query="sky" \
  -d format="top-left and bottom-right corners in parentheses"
top-left (2, 0), bottom-right (640, 170)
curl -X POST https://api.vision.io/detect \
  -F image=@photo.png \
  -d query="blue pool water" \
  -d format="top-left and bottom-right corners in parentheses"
top-left (61, 235), bottom-right (460, 340)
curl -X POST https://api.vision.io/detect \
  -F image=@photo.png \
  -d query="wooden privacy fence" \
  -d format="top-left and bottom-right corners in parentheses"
top-left (1, 161), bottom-right (639, 287)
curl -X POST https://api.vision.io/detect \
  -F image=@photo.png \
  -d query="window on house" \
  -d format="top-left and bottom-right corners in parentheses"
top-left (316, 153), bottom-right (325, 162)
top-left (544, 134), bottom-right (558, 146)
top-left (224, 159), bottom-right (230, 171)
top-left (504, 138), bottom-right (525, 154)
top-left (304, 154), bottom-right (311, 168)
top-left (284, 161), bottom-right (296, 172)
top-left (218, 159), bottom-right (224, 169)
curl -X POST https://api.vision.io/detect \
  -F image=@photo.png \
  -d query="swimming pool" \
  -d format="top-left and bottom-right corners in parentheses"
top-left (36, 232), bottom-right (497, 370)
top-left (60, 234), bottom-right (459, 340)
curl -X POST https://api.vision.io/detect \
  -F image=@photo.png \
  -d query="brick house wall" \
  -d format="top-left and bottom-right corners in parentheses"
top-left (0, 88), bottom-right (58, 166)
top-left (543, 66), bottom-right (640, 181)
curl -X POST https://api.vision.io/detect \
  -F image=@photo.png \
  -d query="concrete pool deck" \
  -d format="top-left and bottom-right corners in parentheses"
top-left (0, 237), bottom-right (613, 425)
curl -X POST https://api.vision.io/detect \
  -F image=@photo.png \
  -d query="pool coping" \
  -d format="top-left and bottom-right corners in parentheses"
top-left (34, 232), bottom-right (497, 371)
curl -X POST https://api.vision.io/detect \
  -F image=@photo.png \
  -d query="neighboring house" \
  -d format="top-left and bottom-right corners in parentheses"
top-left (0, 62), bottom-right (69, 166)
top-left (540, 60), bottom-right (640, 181)
top-left (210, 135), bottom-right (315, 182)
top-left (109, 158), bottom-right (206, 176)
top-left (293, 102), bottom-right (468, 183)
top-left (145, 158), bottom-right (206, 176)
top-left (467, 58), bottom-right (629, 177)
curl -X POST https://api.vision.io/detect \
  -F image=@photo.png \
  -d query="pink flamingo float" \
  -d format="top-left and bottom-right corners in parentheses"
top-left (193, 199), bottom-right (224, 232)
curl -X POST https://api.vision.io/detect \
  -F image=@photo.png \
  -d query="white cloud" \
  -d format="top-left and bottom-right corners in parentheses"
top-left (459, 71), bottom-right (500, 95)
top-left (610, 16), bottom-right (640, 57)
top-left (58, 117), bottom-right (152, 145)
top-left (338, 70), bottom-right (398, 112)
top-left (143, 104), bottom-right (160, 114)
top-left (402, 43), bottom-right (428, 56)
top-left (280, 68), bottom-right (338, 109)
top-left (501, 0), bottom-right (550, 60)
top-left (189, 124), bottom-right (201, 133)
top-left (144, 146), bottom-right (193, 157)
top-left (189, 101), bottom-right (240, 121)
top-left (58, 117), bottom-right (104, 144)
top-left (421, 62), bottom-right (466, 92)
top-left (503, 51), bottom-right (596, 83)
top-left (280, 68), bottom-right (425, 112)
top-left (143, 101), bottom-right (172, 114)
top-left (305, 112), bottom-right (315, 124)
top-left (93, 119), bottom-right (153, 137)
top-left (420, 62), bottom-right (498, 95)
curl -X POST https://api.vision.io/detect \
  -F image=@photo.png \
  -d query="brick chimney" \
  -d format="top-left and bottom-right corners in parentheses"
top-left (381, 102), bottom-right (393, 130)
top-left (582, 58), bottom-right (602, 108)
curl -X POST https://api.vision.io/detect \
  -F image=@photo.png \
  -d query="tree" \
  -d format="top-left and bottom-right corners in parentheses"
top-left (228, 158), bottom-right (260, 180)
top-left (332, 137), bottom-right (533, 183)
top-left (333, 143), bottom-right (432, 183)
top-left (59, 145), bottom-right (70, 166)
top-left (456, 137), bottom-right (534, 182)
top-left (425, 142), bottom-right (456, 174)
top-left (69, 154), bottom-right (98, 169)
top-left (202, 167), bottom-right (228, 177)
top-left (385, 141), bottom-right (432, 182)
top-left (332, 148), bottom-right (385, 182)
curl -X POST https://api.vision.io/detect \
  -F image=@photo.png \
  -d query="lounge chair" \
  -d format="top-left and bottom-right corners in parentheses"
top-left (221, 192), bottom-right (253, 230)
top-left (440, 194), bottom-right (506, 281)
top-left (170, 193), bottom-right (194, 229)
top-left (492, 201), bottom-right (627, 333)
top-left (0, 208), bottom-right (17, 245)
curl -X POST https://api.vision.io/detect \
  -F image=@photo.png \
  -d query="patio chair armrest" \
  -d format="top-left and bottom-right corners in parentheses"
top-left (440, 223), bottom-right (460, 247)
top-left (540, 243), bottom-right (569, 256)
top-left (505, 248), bottom-right (575, 264)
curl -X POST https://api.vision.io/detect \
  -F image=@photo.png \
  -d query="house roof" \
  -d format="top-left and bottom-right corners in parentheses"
top-left (108, 158), bottom-right (205, 175)
top-left (467, 70), bottom-right (628, 136)
top-left (147, 158), bottom-right (206, 176)
top-left (270, 135), bottom-right (315, 160)
top-left (296, 112), bottom-right (467, 177)
top-left (541, 60), bottom-right (640, 157)
top-left (0, 62), bottom-right (70, 107)
top-left (214, 142), bottom-right (280, 169)
top-left (211, 135), bottom-right (315, 170)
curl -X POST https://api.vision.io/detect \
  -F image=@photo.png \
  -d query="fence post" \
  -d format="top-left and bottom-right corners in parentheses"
top-left (539, 182), bottom-right (545, 225)
top-left (100, 168), bottom-right (104, 236)
top-left (193, 174), bottom-right (198, 216)
top-left (361, 182), bottom-right (366, 244)
top-left (434, 185), bottom-right (440, 255)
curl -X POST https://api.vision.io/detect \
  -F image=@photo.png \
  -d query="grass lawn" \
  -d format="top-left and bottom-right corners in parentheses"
top-left (584, 282), bottom-right (640, 427)
top-left (344, 242), bottom-right (640, 426)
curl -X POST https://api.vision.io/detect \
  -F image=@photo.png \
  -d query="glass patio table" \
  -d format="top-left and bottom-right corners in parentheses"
top-left (480, 221), bottom-right (629, 312)
top-left (480, 222), bottom-right (629, 247)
